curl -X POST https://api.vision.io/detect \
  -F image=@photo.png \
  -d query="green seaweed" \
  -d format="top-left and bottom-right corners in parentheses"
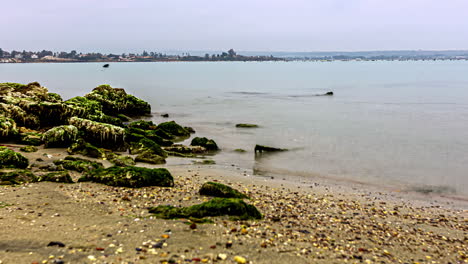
top-left (19, 132), bottom-right (43, 146)
top-left (42, 125), bottom-right (79, 148)
top-left (69, 117), bottom-right (126, 150)
top-left (67, 139), bottom-right (106, 159)
top-left (0, 169), bottom-right (37, 185)
top-left (0, 147), bottom-right (29, 169)
top-left (105, 152), bottom-right (135, 167)
top-left (192, 159), bottom-right (216, 165)
top-left (20, 145), bottom-right (38, 153)
top-left (129, 138), bottom-right (167, 158)
top-left (0, 116), bottom-right (19, 138)
top-left (54, 156), bottom-right (103, 172)
top-left (156, 121), bottom-right (190, 139)
top-left (199, 182), bottom-right (249, 199)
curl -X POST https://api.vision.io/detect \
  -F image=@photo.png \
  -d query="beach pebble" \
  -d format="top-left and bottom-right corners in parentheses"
top-left (234, 256), bottom-right (247, 264)
top-left (217, 254), bottom-right (227, 260)
top-left (47, 241), bottom-right (65, 247)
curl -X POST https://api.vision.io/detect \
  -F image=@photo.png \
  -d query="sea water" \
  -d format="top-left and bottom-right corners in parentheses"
top-left (1, 61), bottom-right (467, 196)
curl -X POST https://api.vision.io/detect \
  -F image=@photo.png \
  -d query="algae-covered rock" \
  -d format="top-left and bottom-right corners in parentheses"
top-left (128, 120), bottom-right (157, 130)
top-left (156, 121), bottom-right (190, 139)
top-left (192, 159), bottom-right (216, 165)
top-left (235, 123), bottom-right (259, 128)
top-left (0, 116), bottom-right (19, 138)
top-left (79, 166), bottom-right (174, 188)
top-left (254, 144), bottom-right (287, 153)
top-left (234, 148), bottom-right (246, 153)
top-left (191, 137), bottom-right (219, 151)
top-left (20, 145), bottom-right (38, 153)
top-left (38, 171), bottom-right (73, 183)
top-left (19, 131), bottom-right (43, 146)
top-left (135, 151), bottom-right (166, 164)
top-left (163, 144), bottom-right (206, 155)
top-left (148, 198), bottom-right (262, 220)
top-left (42, 125), bottom-right (78, 148)
top-left (0, 103), bottom-right (40, 128)
top-left (129, 138), bottom-right (167, 158)
top-left (125, 127), bottom-right (173, 147)
top-left (67, 139), bottom-right (106, 159)
top-left (199, 182), bottom-right (248, 199)
top-left (84, 85), bottom-right (151, 116)
top-left (54, 156), bottom-right (103, 172)
top-left (105, 152), bottom-right (135, 167)
top-left (0, 169), bottom-right (37, 185)
top-left (69, 117), bottom-right (126, 150)
top-left (0, 147), bottom-right (29, 169)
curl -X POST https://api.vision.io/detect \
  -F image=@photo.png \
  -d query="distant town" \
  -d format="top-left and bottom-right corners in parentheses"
top-left (1, 48), bottom-right (468, 63)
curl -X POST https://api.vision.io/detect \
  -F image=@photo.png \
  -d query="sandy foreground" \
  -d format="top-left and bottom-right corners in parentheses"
top-left (0, 147), bottom-right (467, 264)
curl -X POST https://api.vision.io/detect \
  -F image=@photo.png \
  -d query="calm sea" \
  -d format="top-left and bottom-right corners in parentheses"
top-left (1, 61), bottom-right (468, 196)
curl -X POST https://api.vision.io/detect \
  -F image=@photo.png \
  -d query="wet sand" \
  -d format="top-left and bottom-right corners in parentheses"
top-left (0, 146), bottom-right (467, 264)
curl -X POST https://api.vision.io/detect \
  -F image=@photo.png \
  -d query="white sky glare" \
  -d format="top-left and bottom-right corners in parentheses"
top-left (2, 0), bottom-right (467, 53)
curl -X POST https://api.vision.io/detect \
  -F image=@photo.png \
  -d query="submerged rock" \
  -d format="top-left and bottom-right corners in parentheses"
top-left (42, 125), bottom-right (79, 148)
top-left (69, 117), bottom-right (126, 150)
top-left (199, 182), bottom-right (249, 199)
top-left (54, 156), bottom-right (103, 172)
top-left (254, 144), bottom-right (287, 153)
top-left (126, 126), bottom-right (173, 147)
top-left (38, 171), bottom-right (73, 183)
top-left (0, 169), bottom-right (37, 185)
top-left (148, 198), bottom-right (262, 220)
top-left (191, 137), bottom-right (219, 151)
top-left (235, 123), bottom-right (259, 128)
top-left (79, 166), bottom-right (174, 188)
top-left (0, 147), bottom-right (29, 169)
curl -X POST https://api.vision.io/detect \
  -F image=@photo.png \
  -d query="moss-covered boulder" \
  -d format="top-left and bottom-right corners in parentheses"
top-left (69, 117), bottom-right (126, 150)
top-left (199, 182), bottom-right (248, 199)
top-left (127, 120), bottom-right (157, 130)
top-left (42, 125), bottom-right (78, 148)
top-left (67, 139), bottom-right (106, 159)
top-left (38, 171), bottom-right (73, 183)
top-left (129, 138), bottom-right (167, 157)
top-left (84, 85), bottom-right (151, 116)
top-left (125, 127), bottom-right (173, 147)
top-left (79, 166), bottom-right (174, 188)
top-left (0, 147), bottom-right (29, 169)
top-left (54, 156), bottom-right (103, 172)
top-left (64, 96), bottom-right (123, 126)
top-left (0, 169), bottom-right (37, 185)
top-left (20, 145), bottom-right (38, 153)
top-left (156, 121), bottom-right (190, 139)
top-left (148, 198), bottom-right (262, 220)
top-left (163, 144), bottom-right (206, 156)
top-left (19, 131), bottom-right (43, 146)
top-left (0, 103), bottom-right (40, 129)
top-left (135, 151), bottom-right (166, 164)
top-left (191, 137), bottom-right (219, 151)
top-left (0, 116), bottom-right (19, 139)
top-left (105, 152), bottom-right (135, 167)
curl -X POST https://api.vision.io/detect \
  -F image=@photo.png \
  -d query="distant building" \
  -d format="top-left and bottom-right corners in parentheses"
top-left (31, 54), bottom-right (39, 59)
top-left (14, 54), bottom-right (23, 59)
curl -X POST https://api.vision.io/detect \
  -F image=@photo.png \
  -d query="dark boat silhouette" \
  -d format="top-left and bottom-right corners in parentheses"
top-left (103, 64), bottom-right (110, 68)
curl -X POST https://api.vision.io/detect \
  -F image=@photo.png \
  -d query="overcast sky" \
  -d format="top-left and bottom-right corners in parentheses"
top-left (2, 0), bottom-right (467, 53)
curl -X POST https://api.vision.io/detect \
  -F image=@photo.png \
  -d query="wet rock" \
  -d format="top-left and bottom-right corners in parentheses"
top-left (235, 123), bottom-right (258, 128)
top-left (67, 139), bottom-right (106, 159)
top-left (0, 147), bottom-right (29, 169)
top-left (69, 117), bottom-right (126, 150)
top-left (39, 171), bottom-right (73, 183)
top-left (254, 144), bottom-right (287, 153)
top-left (19, 131), bottom-right (43, 146)
top-left (79, 166), bottom-right (174, 188)
top-left (105, 152), bottom-right (135, 167)
top-left (156, 121), bottom-right (190, 140)
top-left (190, 137), bottom-right (219, 151)
top-left (0, 116), bottom-right (19, 139)
top-left (42, 125), bottom-right (78, 148)
top-left (234, 149), bottom-right (246, 153)
top-left (161, 113), bottom-right (169, 118)
top-left (53, 156), bottom-right (103, 172)
top-left (20, 145), bottom-right (38, 153)
top-left (192, 159), bottom-right (216, 165)
top-left (0, 169), bottom-right (37, 185)
top-left (199, 182), bottom-right (249, 199)
top-left (47, 241), bottom-right (65, 247)
top-left (134, 151), bottom-right (166, 164)
top-left (149, 198), bottom-right (262, 220)
top-left (126, 126), bottom-right (173, 147)
top-left (129, 138), bottom-right (167, 158)
top-left (163, 144), bottom-right (206, 156)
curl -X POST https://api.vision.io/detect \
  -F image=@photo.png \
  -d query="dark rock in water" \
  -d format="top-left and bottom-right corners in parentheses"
top-left (42, 125), bottom-right (78, 148)
top-left (79, 166), bottom-right (174, 188)
top-left (54, 156), bottom-right (103, 172)
top-left (148, 198), bottom-right (262, 220)
top-left (156, 121), bottom-right (191, 140)
top-left (0, 169), bottom-right (37, 185)
top-left (20, 145), bottom-right (38, 153)
top-left (161, 113), bottom-right (169, 118)
top-left (47, 241), bottom-right (65, 247)
top-left (191, 137), bottom-right (218, 151)
top-left (235, 123), bottom-right (259, 128)
top-left (199, 182), bottom-right (249, 199)
top-left (0, 147), bottom-right (29, 169)
top-left (135, 151), bottom-right (166, 164)
top-left (184, 126), bottom-right (195, 134)
top-left (39, 171), bottom-right (73, 183)
top-left (254, 144), bottom-right (287, 153)
top-left (319, 91), bottom-right (333, 96)
top-left (103, 64), bottom-right (110, 68)
top-left (67, 139), bottom-right (106, 159)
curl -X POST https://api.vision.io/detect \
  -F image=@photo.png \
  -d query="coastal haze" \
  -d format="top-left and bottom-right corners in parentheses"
top-left (1, 61), bottom-right (467, 196)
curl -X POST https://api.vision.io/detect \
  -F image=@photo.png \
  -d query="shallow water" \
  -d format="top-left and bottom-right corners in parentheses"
top-left (1, 61), bottom-right (468, 196)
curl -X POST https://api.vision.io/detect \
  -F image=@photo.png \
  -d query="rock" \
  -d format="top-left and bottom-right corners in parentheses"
top-left (126, 126), bottom-right (173, 147)
top-left (235, 123), bottom-right (258, 128)
top-left (0, 169), bottom-right (37, 185)
top-left (19, 131), bottom-right (43, 146)
top-left (38, 171), bottom-right (73, 183)
top-left (234, 148), bottom-right (246, 153)
top-left (0, 147), bottom-right (29, 169)
top-left (84, 84), bottom-right (151, 116)
top-left (47, 241), bottom-right (65, 247)
top-left (156, 121), bottom-right (190, 139)
top-left (184, 126), bottom-right (196, 134)
top-left (0, 103), bottom-right (40, 129)
top-left (148, 198), bottom-right (262, 220)
top-left (53, 156), bottom-right (103, 172)
top-left (135, 151), bottom-right (166, 164)
top-left (324, 91), bottom-right (333, 96)
top-left (163, 144), bottom-right (206, 156)
top-left (161, 113), bottom-right (169, 118)
top-left (192, 159), bottom-right (216, 165)
top-left (42, 125), bottom-right (78, 148)
top-left (0, 116), bottom-right (19, 139)
top-left (79, 166), bottom-right (174, 188)
top-left (234, 256), bottom-right (247, 264)
top-left (69, 117), bottom-right (126, 150)
top-left (64, 96), bottom-right (123, 126)
top-left (67, 139), bottom-right (106, 159)
top-left (127, 120), bottom-right (157, 130)
top-left (191, 137), bottom-right (219, 151)
top-left (254, 144), bottom-right (287, 153)
top-left (105, 152), bottom-right (135, 166)
top-left (199, 182), bottom-right (249, 199)
top-left (129, 138), bottom-right (167, 158)
top-left (20, 145), bottom-right (38, 153)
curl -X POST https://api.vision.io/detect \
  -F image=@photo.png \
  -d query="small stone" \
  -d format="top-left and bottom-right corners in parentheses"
top-left (226, 241), bottom-right (233, 248)
top-left (234, 256), bottom-right (247, 264)
top-left (190, 223), bottom-right (197, 229)
top-left (217, 254), bottom-right (227, 260)
top-left (47, 241), bottom-right (65, 247)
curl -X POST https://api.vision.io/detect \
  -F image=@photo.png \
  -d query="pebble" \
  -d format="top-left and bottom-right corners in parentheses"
top-left (234, 256), bottom-right (247, 264)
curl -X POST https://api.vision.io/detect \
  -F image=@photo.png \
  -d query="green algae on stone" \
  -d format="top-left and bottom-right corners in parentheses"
top-left (69, 117), bottom-right (126, 150)
top-left (127, 120), bottom-right (157, 130)
top-left (0, 147), bottom-right (29, 169)
top-left (0, 169), bottom-right (37, 185)
top-left (163, 144), bottom-right (206, 155)
top-left (38, 171), bottom-right (73, 183)
top-left (0, 116), bottom-right (19, 138)
top-left (67, 139), bottom-right (106, 159)
top-left (199, 182), bottom-right (249, 199)
top-left (134, 151), bottom-right (166, 164)
top-left (234, 148), bottom-right (246, 153)
top-left (54, 156), bottom-right (103, 172)
top-left (19, 132), bottom-right (43, 146)
top-left (20, 145), bottom-right (38, 153)
top-left (129, 138), bottom-right (167, 158)
top-left (192, 159), bottom-right (216, 165)
top-left (79, 166), bottom-right (174, 188)
top-left (156, 121), bottom-right (190, 139)
top-left (235, 123), bottom-right (259, 128)
top-left (125, 127), bottom-right (173, 147)
top-left (148, 198), bottom-right (262, 220)
top-left (0, 103), bottom-right (40, 128)
top-left (105, 152), bottom-right (135, 167)
top-left (42, 125), bottom-right (78, 148)
top-left (191, 137), bottom-right (219, 151)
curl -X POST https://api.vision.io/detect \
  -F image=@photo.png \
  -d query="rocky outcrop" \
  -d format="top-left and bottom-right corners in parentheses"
top-left (0, 147), bottom-right (29, 169)
top-left (42, 125), bottom-right (78, 148)
top-left (191, 137), bottom-right (219, 151)
top-left (69, 117), bottom-right (126, 150)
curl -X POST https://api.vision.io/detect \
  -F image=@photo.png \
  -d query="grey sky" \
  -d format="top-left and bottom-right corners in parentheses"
top-left (2, 0), bottom-right (467, 53)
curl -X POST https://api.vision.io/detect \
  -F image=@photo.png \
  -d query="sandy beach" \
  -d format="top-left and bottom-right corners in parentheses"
top-left (0, 145), bottom-right (467, 264)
